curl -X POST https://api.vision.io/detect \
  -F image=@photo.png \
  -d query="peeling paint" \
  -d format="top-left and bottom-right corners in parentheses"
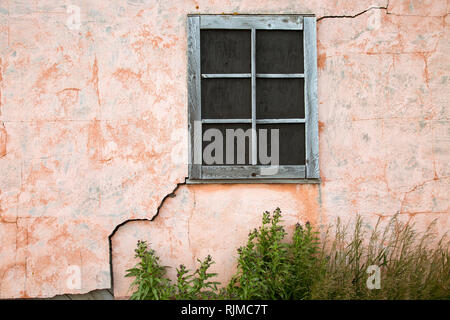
top-left (0, 0), bottom-right (448, 299)
top-left (0, 122), bottom-right (6, 157)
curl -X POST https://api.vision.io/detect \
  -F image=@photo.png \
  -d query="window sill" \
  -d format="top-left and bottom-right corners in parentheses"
top-left (186, 178), bottom-right (321, 184)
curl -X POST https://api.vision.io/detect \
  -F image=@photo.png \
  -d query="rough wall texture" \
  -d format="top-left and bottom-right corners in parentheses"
top-left (0, 0), bottom-right (448, 299)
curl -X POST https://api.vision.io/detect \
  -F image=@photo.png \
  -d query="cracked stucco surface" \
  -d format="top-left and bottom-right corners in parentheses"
top-left (0, 0), bottom-right (449, 298)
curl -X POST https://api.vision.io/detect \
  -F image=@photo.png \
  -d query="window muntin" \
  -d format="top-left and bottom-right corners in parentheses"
top-left (188, 15), bottom-right (319, 182)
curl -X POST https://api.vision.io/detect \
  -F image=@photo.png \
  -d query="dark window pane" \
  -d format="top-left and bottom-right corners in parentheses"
top-left (256, 78), bottom-right (304, 119)
top-left (202, 124), bottom-right (252, 165)
top-left (201, 30), bottom-right (251, 73)
top-left (202, 79), bottom-right (251, 119)
top-left (256, 30), bottom-right (303, 73)
top-left (257, 124), bottom-right (305, 165)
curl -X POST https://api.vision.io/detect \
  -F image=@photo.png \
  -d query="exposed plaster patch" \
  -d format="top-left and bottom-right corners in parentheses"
top-left (0, 57), bottom-right (3, 116)
top-left (0, 122), bottom-right (6, 157)
top-left (32, 288), bottom-right (114, 300)
top-left (91, 56), bottom-right (101, 109)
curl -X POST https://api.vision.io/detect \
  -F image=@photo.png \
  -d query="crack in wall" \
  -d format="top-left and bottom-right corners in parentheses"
top-left (317, 1), bottom-right (449, 22)
top-left (398, 176), bottom-right (449, 215)
top-left (317, 5), bottom-right (389, 22)
top-left (188, 186), bottom-right (196, 266)
top-left (107, 178), bottom-right (187, 296)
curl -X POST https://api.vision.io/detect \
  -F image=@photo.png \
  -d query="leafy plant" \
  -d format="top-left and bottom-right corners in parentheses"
top-left (175, 255), bottom-right (220, 299)
top-left (227, 208), bottom-right (290, 299)
top-left (125, 240), bottom-right (174, 300)
top-left (126, 210), bottom-right (449, 300)
top-left (227, 208), bottom-right (325, 299)
top-left (289, 222), bottom-right (325, 299)
top-left (126, 240), bottom-right (220, 300)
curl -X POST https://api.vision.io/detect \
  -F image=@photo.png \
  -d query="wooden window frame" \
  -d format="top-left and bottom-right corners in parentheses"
top-left (187, 14), bottom-right (319, 183)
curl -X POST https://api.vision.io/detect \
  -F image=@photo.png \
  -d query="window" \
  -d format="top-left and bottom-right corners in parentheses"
top-left (187, 15), bottom-right (319, 183)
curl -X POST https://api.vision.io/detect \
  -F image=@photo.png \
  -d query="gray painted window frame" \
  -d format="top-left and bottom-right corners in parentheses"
top-left (187, 14), bottom-right (319, 183)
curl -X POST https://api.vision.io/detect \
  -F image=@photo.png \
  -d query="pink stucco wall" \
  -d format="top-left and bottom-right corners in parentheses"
top-left (0, 0), bottom-right (448, 299)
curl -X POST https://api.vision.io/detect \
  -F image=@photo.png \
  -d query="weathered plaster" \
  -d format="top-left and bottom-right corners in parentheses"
top-left (0, 0), bottom-right (448, 299)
